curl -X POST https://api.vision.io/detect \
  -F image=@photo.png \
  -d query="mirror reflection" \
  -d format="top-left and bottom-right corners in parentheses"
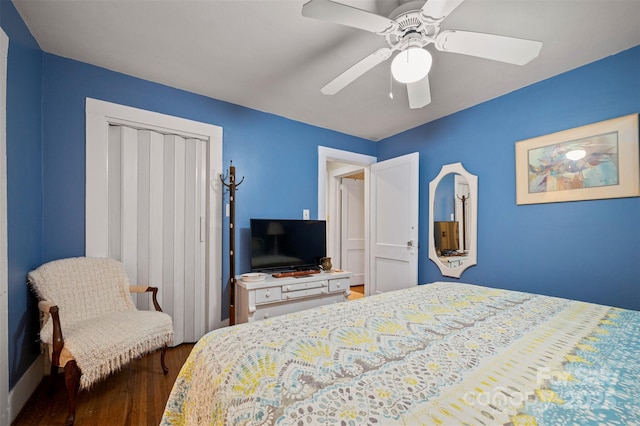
top-left (433, 173), bottom-right (470, 268)
top-left (428, 163), bottom-right (477, 278)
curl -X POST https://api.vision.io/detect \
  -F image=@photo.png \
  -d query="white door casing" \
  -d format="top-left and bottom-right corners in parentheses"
top-left (85, 98), bottom-right (224, 337)
top-left (326, 162), bottom-right (362, 269)
top-left (369, 152), bottom-right (419, 295)
top-left (318, 146), bottom-right (376, 222)
top-left (341, 177), bottom-right (365, 286)
top-left (318, 147), bottom-right (376, 288)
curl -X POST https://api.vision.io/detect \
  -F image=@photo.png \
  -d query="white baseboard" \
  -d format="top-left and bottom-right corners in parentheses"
top-left (8, 353), bottom-right (44, 423)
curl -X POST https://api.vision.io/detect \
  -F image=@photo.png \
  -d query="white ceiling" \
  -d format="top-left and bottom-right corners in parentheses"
top-left (13, 0), bottom-right (640, 141)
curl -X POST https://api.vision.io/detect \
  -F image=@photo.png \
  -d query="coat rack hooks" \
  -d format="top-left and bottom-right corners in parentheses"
top-left (220, 161), bottom-right (244, 326)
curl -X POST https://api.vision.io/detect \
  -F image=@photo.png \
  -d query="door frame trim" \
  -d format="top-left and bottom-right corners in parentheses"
top-left (328, 164), bottom-right (363, 270)
top-left (318, 147), bottom-right (375, 293)
top-left (317, 147), bottom-right (376, 221)
top-left (339, 175), bottom-right (366, 286)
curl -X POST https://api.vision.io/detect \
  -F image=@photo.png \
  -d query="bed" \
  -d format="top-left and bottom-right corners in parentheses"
top-left (161, 282), bottom-right (640, 425)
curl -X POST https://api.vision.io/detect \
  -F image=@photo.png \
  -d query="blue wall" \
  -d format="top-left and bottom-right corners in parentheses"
top-left (40, 53), bottom-right (376, 301)
top-left (378, 45), bottom-right (640, 310)
top-left (41, 57), bottom-right (377, 309)
top-left (1, 0), bottom-right (45, 389)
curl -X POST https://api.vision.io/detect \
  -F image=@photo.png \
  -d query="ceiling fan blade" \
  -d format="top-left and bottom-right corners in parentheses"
top-left (321, 48), bottom-right (392, 95)
top-left (407, 75), bottom-right (431, 109)
top-left (420, 0), bottom-right (465, 22)
top-left (436, 30), bottom-right (542, 65)
top-left (302, 0), bottom-right (398, 35)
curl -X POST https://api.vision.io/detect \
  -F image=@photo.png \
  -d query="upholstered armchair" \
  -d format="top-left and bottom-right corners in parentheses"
top-left (28, 257), bottom-right (174, 425)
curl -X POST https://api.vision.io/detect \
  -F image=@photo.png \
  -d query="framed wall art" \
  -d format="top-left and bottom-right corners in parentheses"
top-left (515, 113), bottom-right (639, 205)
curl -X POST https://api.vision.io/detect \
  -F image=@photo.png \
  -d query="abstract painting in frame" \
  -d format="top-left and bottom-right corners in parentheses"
top-left (516, 114), bottom-right (639, 205)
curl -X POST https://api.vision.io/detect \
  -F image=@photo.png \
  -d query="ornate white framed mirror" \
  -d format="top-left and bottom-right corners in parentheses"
top-left (428, 162), bottom-right (478, 278)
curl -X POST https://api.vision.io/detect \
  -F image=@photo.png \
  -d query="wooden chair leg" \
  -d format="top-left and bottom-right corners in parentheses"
top-left (64, 361), bottom-right (81, 426)
top-left (48, 363), bottom-right (59, 396)
top-left (160, 345), bottom-right (169, 375)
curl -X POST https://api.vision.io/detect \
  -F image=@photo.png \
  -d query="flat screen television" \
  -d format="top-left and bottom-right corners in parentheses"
top-left (250, 219), bottom-right (327, 272)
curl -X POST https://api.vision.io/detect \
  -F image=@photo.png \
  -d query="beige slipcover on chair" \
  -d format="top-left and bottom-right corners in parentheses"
top-left (28, 257), bottom-right (174, 425)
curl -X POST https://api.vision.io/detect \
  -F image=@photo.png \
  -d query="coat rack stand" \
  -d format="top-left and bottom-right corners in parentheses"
top-left (457, 194), bottom-right (469, 251)
top-left (220, 162), bottom-right (244, 326)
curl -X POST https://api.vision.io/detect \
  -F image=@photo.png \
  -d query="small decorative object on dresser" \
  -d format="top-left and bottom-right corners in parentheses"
top-left (235, 270), bottom-right (351, 323)
top-left (320, 256), bottom-right (332, 271)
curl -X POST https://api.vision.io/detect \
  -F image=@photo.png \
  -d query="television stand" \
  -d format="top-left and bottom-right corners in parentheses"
top-left (235, 270), bottom-right (352, 323)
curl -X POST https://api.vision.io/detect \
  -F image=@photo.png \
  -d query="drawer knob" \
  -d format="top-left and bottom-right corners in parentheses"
top-left (265, 290), bottom-right (270, 298)
top-left (264, 313), bottom-right (270, 319)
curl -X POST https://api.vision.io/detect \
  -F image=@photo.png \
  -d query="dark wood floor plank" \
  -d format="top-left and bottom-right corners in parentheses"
top-left (12, 344), bottom-right (194, 426)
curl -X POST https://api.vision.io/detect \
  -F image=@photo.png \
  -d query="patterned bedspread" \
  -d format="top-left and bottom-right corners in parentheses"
top-left (161, 282), bottom-right (640, 425)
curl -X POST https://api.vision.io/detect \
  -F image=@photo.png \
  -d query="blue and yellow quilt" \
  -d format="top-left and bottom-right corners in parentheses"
top-left (161, 282), bottom-right (640, 425)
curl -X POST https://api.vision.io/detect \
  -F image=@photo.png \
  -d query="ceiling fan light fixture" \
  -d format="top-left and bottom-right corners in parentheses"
top-left (391, 47), bottom-right (432, 83)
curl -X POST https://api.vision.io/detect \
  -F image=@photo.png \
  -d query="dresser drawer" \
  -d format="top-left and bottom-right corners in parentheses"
top-left (329, 278), bottom-right (350, 293)
top-left (282, 280), bottom-right (328, 293)
top-left (255, 287), bottom-right (282, 305)
top-left (282, 287), bottom-right (326, 300)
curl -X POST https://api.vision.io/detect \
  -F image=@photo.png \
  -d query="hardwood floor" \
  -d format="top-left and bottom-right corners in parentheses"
top-left (349, 284), bottom-right (365, 300)
top-left (12, 344), bottom-right (194, 426)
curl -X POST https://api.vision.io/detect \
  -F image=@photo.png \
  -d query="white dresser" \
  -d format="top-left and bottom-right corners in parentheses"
top-left (235, 271), bottom-right (352, 323)
top-left (438, 255), bottom-right (468, 268)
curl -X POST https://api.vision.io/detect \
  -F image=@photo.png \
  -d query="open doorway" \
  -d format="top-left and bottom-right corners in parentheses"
top-left (329, 163), bottom-right (365, 287)
top-left (318, 147), bottom-right (376, 296)
top-left (319, 148), bottom-right (420, 297)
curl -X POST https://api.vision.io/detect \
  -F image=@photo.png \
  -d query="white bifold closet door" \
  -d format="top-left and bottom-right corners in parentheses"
top-left (105, 125), bottom-right (207, 345)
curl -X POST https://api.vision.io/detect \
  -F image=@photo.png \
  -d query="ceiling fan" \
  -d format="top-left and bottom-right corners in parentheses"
top-left (302, 0), bottom-right (543, 109)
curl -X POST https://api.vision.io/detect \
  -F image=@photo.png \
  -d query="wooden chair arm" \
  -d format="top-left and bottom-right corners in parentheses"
top-left (38, 300), bottom-right (57, 314)
top-left (38, 301), bottom-right (65, 368)
top-left (129, 286), bottom-right (163, 312)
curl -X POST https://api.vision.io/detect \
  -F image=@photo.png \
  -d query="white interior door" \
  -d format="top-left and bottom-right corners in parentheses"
top-left (340, 177), bottom-right (365, 286)
top-left (99, 126), bottom-right (207, 345)
top-left (369, 152), bottom-right (419, 295)
top-left (86, 98), bottom-right (224, 344)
